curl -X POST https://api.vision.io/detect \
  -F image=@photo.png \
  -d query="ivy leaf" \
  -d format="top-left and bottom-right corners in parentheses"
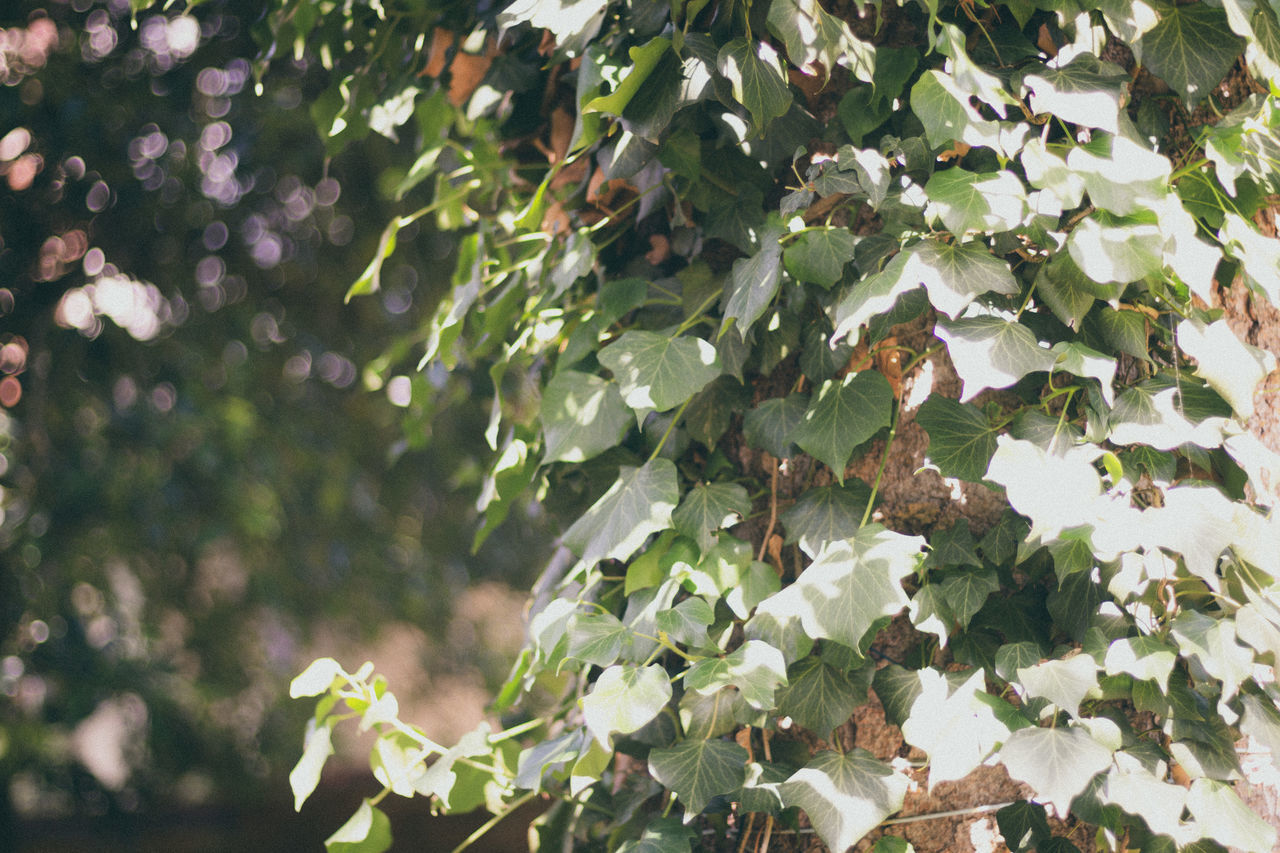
top-left (686, 640), bottom-right (788, 710)
top-left (584, 38), bottom-right (672, 115)
top-left (784, 227), bottom-right (858, 288)
top-left (1099, 767), bottom-right (1188, 840)
top-left (598, 331), bottom-right (722, 414)
top-left (743, 393), bottom-right (808, 459)
top-left (717, 38), bottom-right (792, 134)
top-left (905, 239), bottom-right (1021, 320)
top-left (911, 70), bottom-right (1005, 152)
top-left (725, 561), bottom-right (783, 620)
top-left (914, 395), bottom-right (999, 482)
top-left (325, 799), bottom-right (392, 853)
top-left (1139, 3), bottom-right (1245, 104)
top-left (997, 801), bottom-right (1052, 852)
top-left (721, 221), bottom-right (785, 338)
top-left (541, 371), bottom-right (633, 463)
top-left (615, 818), bottom-right (693, 853)
top-left (752, 525), bottom-right (923, 651)
top-left (1178, 318), bottom-right (1275, 420)
top-left (980, 511), bottom-right (1030, 566)
top-left (999, 726), bottom-right (1114, 817)
top-left (924, 168), bottom-right (1028, 235)
top-left (1186, 778), bottom-right (1278, 852)
top-left (934, 317), bottom-right (1057, 402)
top-left (648, 738), bottom-right (749, 818)
top-left (1067, 211), bottom-right (1164, 284)
top-left (781, 481), bottom-right (874, 558)
top-left (514, 729), bottom-right (584, 791)
top-left (684, 376), bottom-right (749, 450)
top-left (1103, 636), bottom-right (1177, 689)
top-left (567, 612), bottom-right (634, 667)
top-left (901, 669), bottom-right (1011, 788)
top-left (780, 749), bottom-right (910, 852)
top-left (940, 567), bottom-right (1000, 629)
top-left (794, 372), bottom-right (894, 481)
top-left (1016, 653), bottom-right (1098, 719)
top-left (776, 656), bottom-right (869, 737)
top-left (740, 761), bottom-right (791, 816)
top-left (1108, 384), bottom-right (1230, 451)
top-left (767, 0), bottom-right (868, 81)
top-left (872, 665), bottom-right (926, 728)
top-left (1050, 342), bottom-right (1117, 407)
top-left (1094, 307), bottom-right (1150, 362)
top-left (291, 719), bottom-right (335, 811)
top-left (1035, 253), bottom-right (1100, 331)
top-left (1067, 134), bottom-right (1171, 217)
top-left (498, 0), bottom-right (609, 55)
top-left (582, 664), bottom-right (673, 748)
top-left (832, 256), bottom-right (919, 347)
top-left (1170, 610), bottom-right (1253, 703)
top-left (1022, 54), bottom-right (1129, 134)
top-left (655, 596), bottom-right (715, 648)
top-left (673, 483), bottom-right (752, 553)
top-left (927, 518), bottom-right (982, 568)
top-left (563, 459), bottom-right (679, 569)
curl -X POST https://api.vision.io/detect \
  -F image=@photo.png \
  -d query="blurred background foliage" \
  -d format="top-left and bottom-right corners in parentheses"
top-left (0, 0), bottom-right (549, 842)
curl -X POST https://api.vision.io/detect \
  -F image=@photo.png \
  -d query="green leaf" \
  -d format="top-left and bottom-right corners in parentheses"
top-left (515, 729), bottom-right (584, 791)
top-left (325, 800), bottom-right (392, 853)
top-left (686, 640), bottom-right (788, 710)
top-left (1107, 383), bottom-right (1230, 450)
top-left (1050, 342), bottom-right (1117, 407)
top-left (598, 331), bottom-right (722, 414)
top-left (1016, 653), bottom-right (1098, 718)
top-left (725, 561), bottom-right (783, 620)
top-left (994, 641), bottom-right (1043, 683)
top-left (914, 395), bottom-right (999, 482)
top-left (767, 0), bottom-right (869, 81)
top-left (927, 518), bottom-right (982, 568)
top-left (872, 664), bottom-right (925, 728)
top-left (291, 719), bottom-right (335, 811)
top-left (1178, 318), bottom-right (1275, 420)
top-left (794, 372), bottom-right (894, 482)
top-left (655, 596), bottom-right (715, 648)
top-left (996, 801), bottom-right (1052, 852)
top-left (292, 658), bottom-right (346, 698)
top-left (980, 511), bottom-right (1030, 566)
top-left (940, 567), bottom-right (1000, 629)
top-left (800, 323), bottom-right (854, 383)
top-left (871, 838), bottom-right (914, 853)
top-left (739, 760), bottom-right (791, 815)
top-left (616, 818), bottom-right (694, 853)
top-left (1021, 54), bottom-right (1129, 134)
top-left (901, 669), bottom-right (1012, 788)
top-left (784, 227), bottom-right (858, 288)
top-left (541, 371), bottom-right (633, 464)
top-left (911, 70), bottom-right (1005, 153)
top-left (567, 612), bottom-right (634, 667)
top-left (1099, 766), bottom-right (1188, 839)
top-left (881, 239), bottom-right (1021, 321)
top-left (673, 483), bottom-right (751, 553)
top-left (776, 656), bottom-right (868, 737)
top-left (752, 525), bottom-right (922, 651)
top-left (780, 749), bottom-right (910, 852)
top-left (683, 376), bottom-right (749, 450)
top-left (1035, 253), bottom-right (1099, 331)
top-left (924, 168), bottom-right (1028, 235)
top-left (1186, 778), bottom-right (1278, 852)
top-left (1067, 134), bottom-right (1171, 217)
top-left (781, 481), bottom-right (874, 558)
top-left (1139, 4), bottom-right (1245, 104)
top-left (743, 393), bottom-right (808, 459)
top-left (1067, 211), bottom-right (1164, 284)
top-left (1171, 610), bottom-right (1253, 702)
top-left (999, 726), bottom-right (1113, 817)
top-left (1093, 307), bottom-right (1150, 362)
top-left (1103, 636), bottom-right (1177, 689)
top-left (346, 218), bottom-right (399, 302)
top-left (716, 38), bottom-right (792, 134)
top-left (648, 738), bottom-right (749, 817)
top-left (563, 459), bottom-right (679, 569)
top-left (934, 317), bottom-right (1057, 402)
top-left (721, 221), bottom-right (785, 337)
top-left (584, 38), bottom-right (672, 115)
top-left (582, 664), bottom-right (673, 748)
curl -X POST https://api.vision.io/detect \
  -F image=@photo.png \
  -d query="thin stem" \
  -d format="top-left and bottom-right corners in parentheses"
top-left (451, 791), bottom-right (537, 853)
top-left (861, 403), bottom-right (899, 527)
top-left (368, 785), bottom-right (392, 806)
top-left (757, 459), bottom-right (779, 563)
top-left (648, 397), bottom-right (692, 462)
top-left (879, 801), bottom-right (1015, 827)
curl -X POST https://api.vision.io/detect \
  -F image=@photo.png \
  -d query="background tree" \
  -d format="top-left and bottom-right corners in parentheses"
top-left (162, 0), bottom-right (1280, 851)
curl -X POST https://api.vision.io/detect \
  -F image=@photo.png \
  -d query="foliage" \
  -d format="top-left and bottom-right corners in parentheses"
top-left (266, 0), bottom-right (1280, 850)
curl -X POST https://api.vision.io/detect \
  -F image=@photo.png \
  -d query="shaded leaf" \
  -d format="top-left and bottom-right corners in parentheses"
top-left (1140, 4), bottom-right (1244, 104)
top-left (781, 480), bottom-right (874, 558)
top-left (563, 459), bottom-right (679, 569)
top-left (673, 482), bottom-right (751, 553)
top-left (940, 567), bottom-right (1000, 629)
top-left (598, 331), bottom-right (722, 414)
top-left (776, 656), bottom-right (867, 737)
top-left (721, 220), bottom-right (785, 338)
top-left (794, 372), bottom-right (894, 481)
top-left (784, 227), bottom-right (858, 288)
top-left (648, 738), bottom-right (749, 817)
top-left (717, 38), bottom-right (792, 133)
top-left (542, 371), bottom-right (633, 463)
top-left (915, 395), bottom-right (999, 481)
top-left (743, 393), bottom-right (808, 459)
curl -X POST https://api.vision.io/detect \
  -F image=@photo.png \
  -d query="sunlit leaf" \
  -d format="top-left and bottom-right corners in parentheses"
top-left (673, 482), bottom-right (751, 553)
top-left (686, 640), bottom-right (788, 710)
top-left (1016, 653), bottom-right (1098, 719)
top-left (999, 725), bottom-right (1113, 817)
top-left (934, 316), bottom-right (1056, 402)
top-left (598, 331), bottom-right (722, 415)
top-left (721, 220), bottom-right (785, 337)
top-left (716, 38), bottom-right (792, 133)
top-left (325, 799), bottom-right (392, 853)
top-left (582, 664), bottom-right (673, 748)
top-left (780, 749), bottom-right (910, 852)
top-left (541, 371), bottom-right (633, 463)
top-left (563, 459), bottom-right (679, 569)
top-left (649, 738), bottom-right (749, 817)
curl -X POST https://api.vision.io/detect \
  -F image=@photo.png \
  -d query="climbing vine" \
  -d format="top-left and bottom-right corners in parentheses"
top-left (263, 0), bottom-right (1280, 850)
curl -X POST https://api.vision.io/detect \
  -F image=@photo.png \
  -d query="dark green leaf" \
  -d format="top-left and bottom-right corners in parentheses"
top-left (780, 481), bottom-right (874, 558)
top-left (1035, 252), bottom-right (1098, 331)
top-left (940, 567), bottom-right (1000, 629)
top-left (1092, 307), bottom-right (1150, 362)
top-left (873, 665), bottom-right (925, 728)
top-left (914, 395), bottom-right (999, 482)
top-left (673, 483), bottom-right (751, 553)
top-left (776, 656), bottom-right (867, 737)
top-left (794, 372), bottom-right (894, 481)
top-left (648, 738), bottom-right (749, 816)
top-left (1139, 4), bottom-right (1244, 104)
top-left (979, 510), bottom-right (1030, 565)
top-left (683, 376), bottom-right (749, 450)
top-left (1046, 570), bottom-right (1102, 642)
top-left (784, 227), bottom-right (858, 288)
top-left (717, 38), bottom-right (792, 134)
top-left (996, 801), bottom-right (1051, 852)
top-left (743, 394), bottom-right (809, 459)
top-left (721, 221), bottom-right (785, 337)
top-left (616, 818), bottom-right (694, 853)
top-left (927, 518), bottom-right (982, 568)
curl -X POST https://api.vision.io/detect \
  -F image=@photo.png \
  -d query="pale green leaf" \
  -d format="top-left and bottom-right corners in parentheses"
top-left (722, 221), bottom-right (785, 337)
top-left (914, 395), bottom-right (999, 482)
top-left (1067, 134), bottom-right (1171, 216)
top-left (1170, 610), bottom-right (1253, 702)
top-left (906, 239), bottom-right (1021, 319)
top-left (999, 726), bottom-right (1114, 817)
top-left (751, 525), bottom-right (922, 651)
top-left (1139, 4), bottom-right (1245, 104)
top-left (648, 738), bottom-right (748, 817)
top-left (584, 38), bottom-right (672, 114)
top-left (784, 227), bottom-right (858, 288)
top-left (933, 316), bottom-right (1057, 402)
top-left (777, 657), bottom-right (868, 738)
top-left (582, 664), bottom-right (673, 748)
top-left (598, 331), bottom-right (721, 414)
top-left (901, 669), bottom-right (1011, 788)
top-left (291, 719), bottom-right (334, 811)
top-left (780, 749), bottom-right (910, 852)
top-left (717, 38), bottom-right (792, 134)
top-left (1178, 318), bottom-right (1275, 420)
top-left (924, 168), bottom-right (1027, 235)
top-left (567, 612), bottom-right (634, 667)
top-left (1050, 342), bottom-right (1117, 407)
top-left (1221, 213), bottom-right (1280, 303)
top-left (541, 371), bottom-right (633, 463)
top-left (911, 70), bottom-right (1005, 152)
top-left (673, 483), bottom-right (751, 553)
top-left (291, 658), bottom-right (347, 698)
top-left (1022, 54), bottom-right (1129, 134)
top-left (655, 596), bottom-right (715, 648)
top-left (725, 560), bottom-right (783, 620)
top-left (1067, 211), bottom-right (1164, 284)
top-left (1021, 137), bottom-right (1085, 210)
top-left (1186, 778), bottom-right (1278, 852)
top-left (743, 393), bottom-right (808, 459)
top-left (781, 481), bottom-right (874, 559)
top-left (1099, 767), bottom-right (1187, 840)
top-left (832, 255), bottom-right (919, 347)
top-left (1108, 384), bottom-right (1230, 450)
top-left (616, 818), bottom-right (694, 853)
top-left (325, 800), bottom-right (392, 853)
top-left (1016, 653), bottom-right (1098, 718)
top-left (794, 372), bottom-right (893, 481)
top-left (767, 0), bottom-right (871, 81)
top-left (1103, 636), bottom-right (1177, 688)
top-left (985, 437), bottom-right (1103, 540)
top-left (563, 459), bottom-right (679, 569)
top-left (686, 640), bottom-right (788, 710)
top-left (514, 729), bottom-right (584, 791)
